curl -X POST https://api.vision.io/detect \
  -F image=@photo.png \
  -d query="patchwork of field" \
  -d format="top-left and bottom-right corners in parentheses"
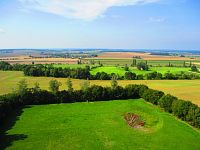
top-left (0, 56), bottom-right (79, 64)
top-left (97, 52), bottom-right (195, 60)
top-left (90, 66), bottom-right (191, 76)
top-left (0, 71), bottom-right (200, 105)
top-left (1, 100), bottom-right (200, 150)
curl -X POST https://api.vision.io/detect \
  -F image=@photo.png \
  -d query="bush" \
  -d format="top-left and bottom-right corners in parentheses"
top-left (158, 94), bottom-right (178, 113)
top-left (172, 100), bottom-right (193, 120)
top-left (124, 72), bottom-right (136, 80)
top-left (137, 62), bottom-right (149, 71)
top-left (142, 89), bottom-right (164, 105)
top-left (191, 65), bottom-right (198, 72)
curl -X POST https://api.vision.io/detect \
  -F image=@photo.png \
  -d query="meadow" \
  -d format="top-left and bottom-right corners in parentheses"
top-left (0, 71), bottom-right (200, 105)
top-left (1, 100), bottom-right (200, 150)
top-left (85, 58), bottom-right (200, 66)
top-left (90, 66), bottom-right (191, 76)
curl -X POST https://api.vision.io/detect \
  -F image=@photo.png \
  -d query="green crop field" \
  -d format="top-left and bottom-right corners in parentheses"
top-left (1, 100), bottom-right (200, 150)
top-left (90, 66), bottom-right (192, 76)
top-left (0, 71), bottom-right (200, 105)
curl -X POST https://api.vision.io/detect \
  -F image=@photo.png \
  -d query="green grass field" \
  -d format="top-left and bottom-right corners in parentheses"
top-left (0, 71), bottom-right (200, 105)
top-left (53, 64), bottom-right (89, 68)
top-left (90, 66), bottom-right (191, 76)
top-left (2, 100), bottom-right (200, 150)
top-left (85, 59), bottom-right (200, 66)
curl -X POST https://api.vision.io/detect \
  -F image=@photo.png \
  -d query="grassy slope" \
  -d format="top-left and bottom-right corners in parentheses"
top-left (0, 71), bottom-right (200, 105)
top-left (4, 100), bottom-right (200, 150)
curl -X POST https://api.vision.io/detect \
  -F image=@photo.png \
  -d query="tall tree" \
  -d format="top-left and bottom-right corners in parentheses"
top-left (17, 79), bottom-right (28, 95)
top-left (49, 80), bottom-right (62, 93)
top-left (111, 75), bottom-right (118, 89)
top-left (81, 79), bottom-right (90, 92)
top-left (33, 82), bottom-right (41, 92)
top-left (66, 78), bottom-right (73, 92)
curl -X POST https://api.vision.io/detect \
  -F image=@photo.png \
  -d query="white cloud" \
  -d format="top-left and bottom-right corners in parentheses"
top-left (19, 0), bottom-right (160, 20)
top-left (0, 28), bottom-right (6, 33)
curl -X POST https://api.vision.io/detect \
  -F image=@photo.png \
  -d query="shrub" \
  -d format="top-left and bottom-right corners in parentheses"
top-left (172, 100), bottom-right (193, 120)
top-left (142, 89), bottom-right (164, 105)
top-left (158, 94), bottom-right (178, 113)
top-left (137, 62), bottom-right (149, 71)
top-left (124, 72), bottom-right (136, 80)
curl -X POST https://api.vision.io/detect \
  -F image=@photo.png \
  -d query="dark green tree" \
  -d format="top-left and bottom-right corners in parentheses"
top-left (124, 72), bottom-right (136, 80)
top-left (124, 64), bottom-right (129, 71)
top-left (191, 65), bottom-right (198, 72)
top-left (137, 62), bottom-right (149, 71)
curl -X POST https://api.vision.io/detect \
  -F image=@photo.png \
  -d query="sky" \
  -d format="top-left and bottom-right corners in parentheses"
top-left (0, 0), bottom-right (200, 50)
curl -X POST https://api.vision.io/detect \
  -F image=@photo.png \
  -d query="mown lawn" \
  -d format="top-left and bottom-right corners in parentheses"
top-left (2, 100), bottom-right (200, 150)
top-left (0, 71), bottom-right (200, 105)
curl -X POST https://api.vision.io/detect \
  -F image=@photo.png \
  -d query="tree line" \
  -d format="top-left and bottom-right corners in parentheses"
top-left (0, 78), bottom-right (200, 129)
top-left (0, 61), bottom-right (199, 80)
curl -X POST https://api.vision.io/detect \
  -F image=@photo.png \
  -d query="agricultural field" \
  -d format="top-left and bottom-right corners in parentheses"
top-left (0, 56), bottom-right (79, 64)
top-left (0, 71), bottom-right (200, 106)
top-left (85, 58), bottom-right (200, 66)
top-left (1, 100), bottom-right (200, 150)
top-left (90, 66), bottom-right (192, 76)
top-left (97, 52), bottom-right (199, 60)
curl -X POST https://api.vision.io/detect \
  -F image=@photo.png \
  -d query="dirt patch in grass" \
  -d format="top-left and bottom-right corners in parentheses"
top-left (124, 113), bottom-right (145, 128)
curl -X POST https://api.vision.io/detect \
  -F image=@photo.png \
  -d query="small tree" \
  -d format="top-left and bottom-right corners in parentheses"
top-left (191, 65), bottom-right (198, 72)
top-left (111, 75), bottom-right (118, 89)
top-left (49, 80), bottom-right (62, 93)
top-left (124, 72), bottom-right (136, 80)
top-left (131, 59), bottom-right (137, 67)
top-left (66, 78), bottom-right (73, 92)
top-left (137, 62), bottom-right (148, 71)
top-left (33, 82), bottom-right (40, 92)
top-left (81, 79), bottom-right (90, 92)
top-left (17, 79), bottom-right (28, 95)
top-left (183, 61), bottom-right (186, 67)
top-left (124, 64), bottom-right (129, 71)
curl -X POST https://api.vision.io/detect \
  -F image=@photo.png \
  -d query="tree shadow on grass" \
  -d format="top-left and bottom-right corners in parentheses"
top-left (0, 106), bottom-right (31, 150)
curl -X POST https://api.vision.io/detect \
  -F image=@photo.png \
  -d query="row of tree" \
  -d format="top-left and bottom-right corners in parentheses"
top-left (0, 61), bottom-right (199, 80)
top-left (0, 78), bottom-right (200, 129)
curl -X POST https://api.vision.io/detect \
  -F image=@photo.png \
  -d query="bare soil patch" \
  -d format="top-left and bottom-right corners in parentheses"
top-left (124, 113), bottom-right (145, 128)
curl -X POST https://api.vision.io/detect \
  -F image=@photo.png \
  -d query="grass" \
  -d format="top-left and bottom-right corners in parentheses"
top-left (2, 100), bottom-right (200, 150)
top-left (53, 64), bottom-right (89, 68)
top-left (0, 71), bottom-right (200, 105)
top-left (85, 59), bottom-right (200, 66)
top-left (90, 66), bottom-right (192, 76)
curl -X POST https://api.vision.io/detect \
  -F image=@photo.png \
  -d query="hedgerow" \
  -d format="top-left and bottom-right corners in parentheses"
top-left (0, 82), bottom-right (200, 129)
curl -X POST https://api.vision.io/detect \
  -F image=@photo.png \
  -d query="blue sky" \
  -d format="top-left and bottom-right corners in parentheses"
top-left (0, 0), bottom-right (200, 50)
